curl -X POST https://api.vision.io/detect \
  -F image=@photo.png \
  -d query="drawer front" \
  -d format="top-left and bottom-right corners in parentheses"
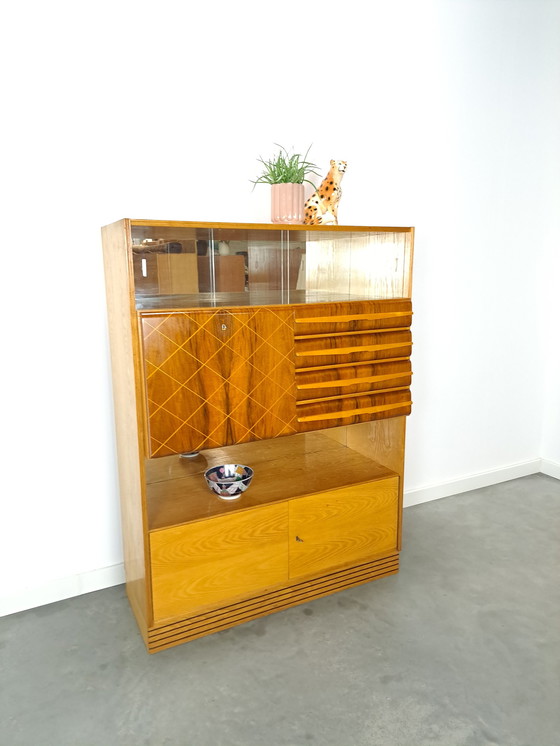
top-left (295, 359), bottom-right (412, 401)
top-left (293, 299), bottom-right (413, 336)
top-left (150, 503), bottom-right (288, 622)
top-left (293, 300), bottom-right (412, 429)
top-left (140, 307), bottom-right (297, 457)
top-left (296, 390), bottom-right (412, 429)
top-left (288, 476), bottom-right (399, 579)
top-left (294, 328), bottom-right (412, 367)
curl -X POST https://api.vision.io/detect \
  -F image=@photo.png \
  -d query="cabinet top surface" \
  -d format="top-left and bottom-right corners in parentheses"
top-left (107, 219), bottom-right (413, 233)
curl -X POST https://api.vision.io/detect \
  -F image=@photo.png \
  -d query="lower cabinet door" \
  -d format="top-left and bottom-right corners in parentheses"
top-left (150, 503), bottom-right (288, 622)
top-left (288, 476), bottom-right (399, 579)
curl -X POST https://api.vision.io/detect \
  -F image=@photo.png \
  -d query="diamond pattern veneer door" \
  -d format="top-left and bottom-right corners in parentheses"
top-left (140, 308), bottom-right (297, 457)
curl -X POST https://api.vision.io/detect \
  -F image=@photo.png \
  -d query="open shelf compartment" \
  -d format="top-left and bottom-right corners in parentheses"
top-left (146, 430), bottom-right (398, 531)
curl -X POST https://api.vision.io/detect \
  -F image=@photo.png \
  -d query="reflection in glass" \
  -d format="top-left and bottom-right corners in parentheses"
top-left (131, 225), bottom-right (411, 309)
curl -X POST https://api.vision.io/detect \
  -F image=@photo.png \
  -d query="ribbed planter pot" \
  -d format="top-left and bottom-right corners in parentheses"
top-left (271, 183), bottom-right (304, 224)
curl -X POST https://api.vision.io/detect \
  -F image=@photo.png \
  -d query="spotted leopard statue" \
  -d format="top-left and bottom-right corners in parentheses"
top-left (303, 159), bottom-right (347, 225)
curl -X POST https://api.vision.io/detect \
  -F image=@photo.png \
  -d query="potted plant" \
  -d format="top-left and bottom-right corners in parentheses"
top-left (251, 144), bottom-right (320, 224)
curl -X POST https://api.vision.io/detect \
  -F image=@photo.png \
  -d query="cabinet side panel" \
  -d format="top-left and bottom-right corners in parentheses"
top-left (346, 417), bottom-right (406, 550)
top-left (102, 220), bottom-right (150, 639)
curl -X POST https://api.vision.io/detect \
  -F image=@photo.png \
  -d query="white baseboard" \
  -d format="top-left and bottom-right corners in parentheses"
top-left (1, 459), bottom-right (558, 618)
top-left (541, 458), bottom-right (560, 480)
top-left (403, 458), bottom-right (543, 508)
top-left (0, 563), bottom-right (125, 618)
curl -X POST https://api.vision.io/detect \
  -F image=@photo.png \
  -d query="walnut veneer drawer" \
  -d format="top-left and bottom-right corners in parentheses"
top-left (293, 299), bottom-right (412, 336)
top-left (294, 329), bottom-right (412, 367)
top-left (150, 503), bottom-right (288, 622)
top-left (289, 476), bottom-right (399, 579)
top-left (293, 299), bottom-right (413, 430)
top-left (295, 359), bottom-right (412, 401)
top-left (296, 390), bottom-right (412, 428)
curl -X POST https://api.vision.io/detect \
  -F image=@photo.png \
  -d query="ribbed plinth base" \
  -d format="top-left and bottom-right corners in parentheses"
top-left (147, 553), bottom-right (399, 653)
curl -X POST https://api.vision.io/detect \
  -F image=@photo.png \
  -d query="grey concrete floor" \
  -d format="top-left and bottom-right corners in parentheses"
top-left (1, 473), bottom-right (559, 746)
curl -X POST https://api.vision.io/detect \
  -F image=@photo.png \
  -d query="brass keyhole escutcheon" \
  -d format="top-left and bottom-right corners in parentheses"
top-left (221, 323), bottom-right (227, 331)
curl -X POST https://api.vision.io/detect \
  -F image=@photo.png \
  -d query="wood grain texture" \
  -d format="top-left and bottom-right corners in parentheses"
top-left (294, 311), bottom-right (412, 327)
top-left (296, 394), bottom-right (412, 425)
top-left (130, 219), bottom-right (413, 233)
top-left (145, 430), bottom-right (343, 484)
top-left (345, 418), bottom-right (407, 550)
top-left (103, 219), bottom-right (414, 652)
top-left (293, 299), bottom-right (412, 336)
top-left (134, 253), bottom-right (199, 298)
top-left (289, 477), bottom-right (399, 578)
top-left (294, 331), bottom-right (412, 364)
top-left (157, 254), bottom-right (199, 295)
top-left (197, 254), bottom-right (246, 293)
top-left (147, 553), bottom-right (399, 652)
top-left (304, 230), bottom-right (413, 299)
top-left (293, 299), bottom-right (412, 432)
top-left (150, 503), bottom-right (288, 621)
top-left (140, 306), bottom-right (296, 456)
top-left (101, 219), bottom-right (151, 638)
top-left (295, 360), bottom-right (412, 400)
top-left (146, 432), bottom-right (395, 531)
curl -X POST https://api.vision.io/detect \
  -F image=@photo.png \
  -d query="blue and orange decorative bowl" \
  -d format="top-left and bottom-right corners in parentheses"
top-left (204, 464), bottom-right (254, 500)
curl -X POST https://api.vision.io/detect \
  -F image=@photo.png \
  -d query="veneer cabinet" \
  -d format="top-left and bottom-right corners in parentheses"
top-left (102, 220), bottom-right (414, 652)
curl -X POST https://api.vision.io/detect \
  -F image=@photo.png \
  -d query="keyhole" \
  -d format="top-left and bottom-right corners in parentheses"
top-left (221, 323), bottom-right (227, 331)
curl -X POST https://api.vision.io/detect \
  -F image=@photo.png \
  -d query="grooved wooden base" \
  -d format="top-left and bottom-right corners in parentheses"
top-left (146, 553), bottom-right (399, 653)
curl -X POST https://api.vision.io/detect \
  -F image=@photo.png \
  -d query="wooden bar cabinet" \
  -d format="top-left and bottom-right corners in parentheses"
top-left (102, 220), bottom-right (414, 653)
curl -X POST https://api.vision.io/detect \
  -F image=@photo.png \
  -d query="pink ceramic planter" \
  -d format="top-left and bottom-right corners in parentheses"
top-left (271, 183), bottom-right (304, 224)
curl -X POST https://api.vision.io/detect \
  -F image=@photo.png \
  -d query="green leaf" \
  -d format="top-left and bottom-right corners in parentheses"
top-left (251, 144), bottom-right (320, 187)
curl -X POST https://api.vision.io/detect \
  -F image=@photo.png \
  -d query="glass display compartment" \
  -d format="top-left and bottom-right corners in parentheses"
top-left (130, 221), bottom-right (413, 309)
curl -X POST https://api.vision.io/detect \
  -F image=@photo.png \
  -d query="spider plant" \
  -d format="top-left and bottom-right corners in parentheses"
top-left (251, 144), bottom-right (320, 188)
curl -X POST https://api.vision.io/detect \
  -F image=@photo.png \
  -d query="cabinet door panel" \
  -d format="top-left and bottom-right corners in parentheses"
top-left (140, 307), bottom-right (297, 456)
top-left (289, 477), bottom-right (398, 579)
top-left (150, 503), bottom-right (288, 622)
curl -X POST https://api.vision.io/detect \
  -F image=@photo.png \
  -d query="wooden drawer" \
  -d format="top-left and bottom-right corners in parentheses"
top-left (294, 328), bottom-right (412, 367)
top-left (296, 390), bottom-right (412, 429)
top-left (293, 299), bottom-right (412, 431)
top-left (295, 359), bottom-right (412, 401)
top-left (150, 503), bottom-right (288, 622)
top-left (293, 299), bottom-right (413, 336)
top-left (288, 476), bottom-right (399, 579)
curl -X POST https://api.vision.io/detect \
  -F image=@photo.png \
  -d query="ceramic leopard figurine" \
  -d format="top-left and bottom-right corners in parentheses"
top-left (304, 159), bottom-right (347, 225)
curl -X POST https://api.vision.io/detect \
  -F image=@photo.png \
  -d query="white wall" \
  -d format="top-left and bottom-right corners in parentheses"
top-left (1, 0), bottom-right (559, 615)
top-left (536, 15), bottom-right (560, 472)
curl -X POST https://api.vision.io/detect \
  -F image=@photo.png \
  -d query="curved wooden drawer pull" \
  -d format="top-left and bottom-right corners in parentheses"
top-left (295, 311), bottom-right (412, 324)
top-left (296, 372), bottom-right (411, 390)
top-left (296, 342), bottom-right (411, 357)
top-left (297, 401), bottom-right (412, 423)
top-left (295, 327), bottom-right (409, 340)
